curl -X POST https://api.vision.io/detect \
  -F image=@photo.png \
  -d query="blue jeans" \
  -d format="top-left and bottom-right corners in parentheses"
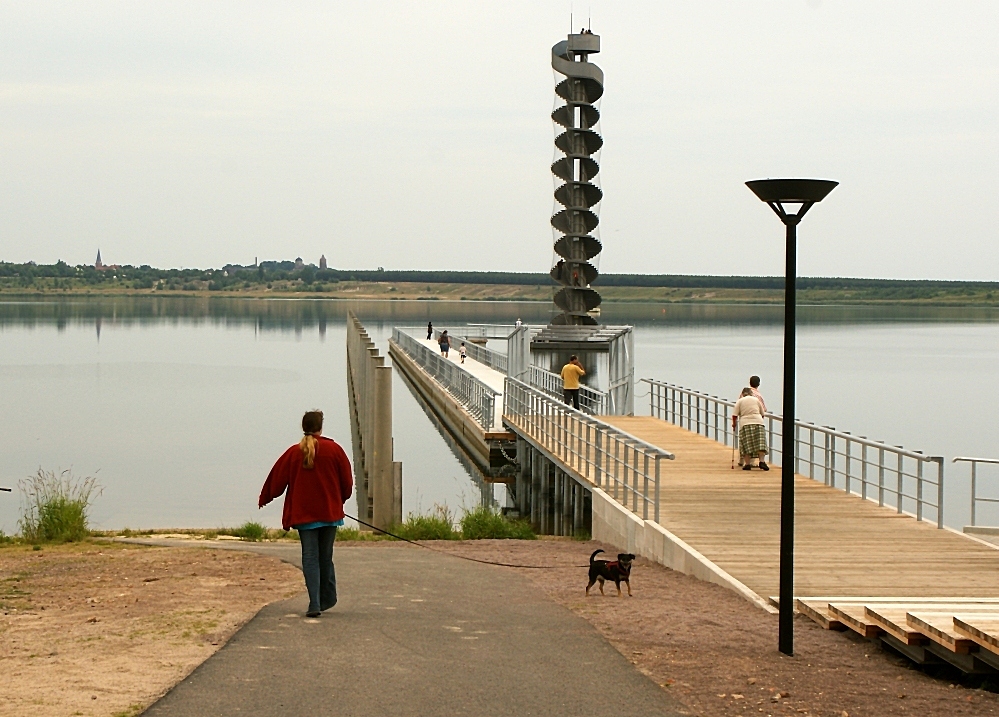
top-left (299, 526), bottom-right (338, 614)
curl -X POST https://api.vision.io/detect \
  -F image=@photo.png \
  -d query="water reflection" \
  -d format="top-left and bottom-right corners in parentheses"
top-left (2, 296), bottom-right (998, 331)
top-left (2, 297), bottom-right (998, 534)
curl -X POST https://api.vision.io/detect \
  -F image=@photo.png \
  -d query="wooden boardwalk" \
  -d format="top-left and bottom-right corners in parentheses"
top-left (596, 416), bottom-right (999, 668)
top-left (601, 416), bottom-right (999, 600)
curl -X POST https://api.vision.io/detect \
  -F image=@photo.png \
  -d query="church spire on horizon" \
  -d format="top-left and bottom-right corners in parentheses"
top-left (95, 249), bottom-right (103, 269)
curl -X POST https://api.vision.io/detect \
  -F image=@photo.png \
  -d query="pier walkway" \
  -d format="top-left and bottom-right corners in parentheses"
top-left (140, 542), bottom-right (682, 717)
top-left (415, 337), bottom-right (506, 429)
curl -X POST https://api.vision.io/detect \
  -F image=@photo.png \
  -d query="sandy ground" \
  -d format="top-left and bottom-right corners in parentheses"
top-left (0, 541), bottom-right (301, 717)
top-left (359, 538), bottom-right (999, 717)
top-left (5, 537), bottom-right (999, 717)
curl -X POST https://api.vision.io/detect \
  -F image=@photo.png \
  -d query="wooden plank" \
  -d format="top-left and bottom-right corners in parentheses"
top-left (953, 615), bottom-right (999, 656)
top-left (794, 597), bottom-right (999, 604)
top-left (796, 599), bottom-right (845, 630)
top-left (864, 607), bottom-right (928, 645)
top-left (797, 598), bottom-right (999, 633)
top-left (828, 603), bottom-right (882, 638)
top-left (905, 612), bottom-right (979, 654)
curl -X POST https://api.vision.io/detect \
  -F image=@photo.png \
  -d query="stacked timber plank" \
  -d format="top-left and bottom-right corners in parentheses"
top-left (795, 597), bottom-right (999, 670)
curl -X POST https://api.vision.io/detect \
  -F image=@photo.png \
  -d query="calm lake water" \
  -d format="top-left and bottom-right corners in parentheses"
top-left (2, 297), bottom-right (998, 534)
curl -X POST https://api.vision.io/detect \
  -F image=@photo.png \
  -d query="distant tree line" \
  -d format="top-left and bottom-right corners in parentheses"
top-left (1, 261), bottom-right (997, 295)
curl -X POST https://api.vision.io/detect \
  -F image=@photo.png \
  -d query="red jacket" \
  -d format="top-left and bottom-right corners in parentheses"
top-left (258, 436), bottom-right (354, 530)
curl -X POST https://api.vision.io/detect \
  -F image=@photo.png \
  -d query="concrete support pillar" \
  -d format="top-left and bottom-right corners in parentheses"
top-left (347, 313), bottom-right (402, 532)
top-left (371, 363), bottom-right (397, 530)
top-left (541, 461), bottom-right (550, 535)
top-left (573, 482), bottom-right (584, 537)
top-left (564, 472), bottom-right (571, 537)
top-left (531, 449), bottom-right (541, 530)
top-left (554, 469), bottom-right (563, 536)
top-left (515, 438), bottom-right (526, 517)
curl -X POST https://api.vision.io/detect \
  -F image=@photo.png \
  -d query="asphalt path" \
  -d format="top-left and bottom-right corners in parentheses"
top-left (134, 540), bottom-right (684, 717)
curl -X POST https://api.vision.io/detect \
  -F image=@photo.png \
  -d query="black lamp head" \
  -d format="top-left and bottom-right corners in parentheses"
top-left (746, 179), bottom-right (838, 204)
top-left (746, 178), bottom-right (838, 223)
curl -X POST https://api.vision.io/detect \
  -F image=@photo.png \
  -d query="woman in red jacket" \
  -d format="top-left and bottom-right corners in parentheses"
top-left (259, 410), bottom-right (353, 617)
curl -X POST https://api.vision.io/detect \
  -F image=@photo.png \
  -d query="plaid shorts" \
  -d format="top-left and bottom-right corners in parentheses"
top-left (739, 423), bottom-right (769, 455)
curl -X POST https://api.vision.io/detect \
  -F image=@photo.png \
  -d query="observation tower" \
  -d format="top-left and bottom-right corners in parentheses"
top-left (549, 31), bottom-right (603, 326)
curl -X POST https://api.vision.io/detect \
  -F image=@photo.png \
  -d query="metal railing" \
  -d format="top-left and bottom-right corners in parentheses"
top-left (504, 377), bottom-right (674, 522)
top-left (433, 329), bottom-right (508, 373)
top-left (527, 364), bottom-right (608, 415)
top-left (642, 379), bottom-right (946, 528)
top-left (392, 329), bottom-right (498, 431)
top-left (953, 457), bottom-right (999, 527)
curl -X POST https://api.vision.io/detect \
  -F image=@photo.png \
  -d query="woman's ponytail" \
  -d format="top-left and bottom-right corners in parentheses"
top-left (300, 434), bottom-right (318, 469)
top-left (300, 410), bottom-right (324, 469)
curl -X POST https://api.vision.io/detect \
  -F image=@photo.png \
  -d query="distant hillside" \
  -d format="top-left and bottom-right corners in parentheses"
top-left (1, 261), bottom-right (997, 304)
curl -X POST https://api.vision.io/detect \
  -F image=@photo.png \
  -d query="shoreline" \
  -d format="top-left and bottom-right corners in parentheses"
top-left (3, 284), bottom-right (999, 308)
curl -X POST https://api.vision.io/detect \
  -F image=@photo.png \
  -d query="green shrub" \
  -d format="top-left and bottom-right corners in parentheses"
top-left (393, 505), bottom-right (459, 540)
top-left (234, 521), bottom-right (266, 541)
top-left (18, 468), bottom-right (102, 543)
top-left (460, 505), bottom-right (536, 540)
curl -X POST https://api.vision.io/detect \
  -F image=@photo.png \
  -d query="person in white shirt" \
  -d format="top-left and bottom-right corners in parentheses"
top-left (459, 342), bottom-right (467, 364)
top-left (731, 387), bottom-right (770, 471)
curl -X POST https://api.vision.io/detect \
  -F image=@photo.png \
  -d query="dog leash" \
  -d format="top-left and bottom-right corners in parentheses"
top-left (343, 514), bottom-right (589, 569)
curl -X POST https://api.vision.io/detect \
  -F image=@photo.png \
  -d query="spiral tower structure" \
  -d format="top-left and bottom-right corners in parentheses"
top-left (549, 32), bottom-right (603, 326)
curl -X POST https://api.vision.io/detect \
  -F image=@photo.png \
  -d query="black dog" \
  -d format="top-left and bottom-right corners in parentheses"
top-left (586, 549), bottom-right (635, 596)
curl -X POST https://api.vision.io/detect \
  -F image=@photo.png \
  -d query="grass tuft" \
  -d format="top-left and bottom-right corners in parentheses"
top-left (459, 505), bottom-right (536, 540)
top-left (215, 521), bottom-right (267, 541)
top-left (392, 504), bottom-right (459, 541)
top-left (18, 468), bottom-right (102, 543)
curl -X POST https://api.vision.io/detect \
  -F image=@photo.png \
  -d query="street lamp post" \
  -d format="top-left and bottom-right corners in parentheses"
top-left (745, 178), bottom-right (838, 656)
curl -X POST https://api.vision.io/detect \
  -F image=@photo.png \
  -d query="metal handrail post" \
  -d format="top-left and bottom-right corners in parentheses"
top-left (654, 455), bottom-right (661, 524)
top-left (934, 457), bottom-right (944, 529)
top-left (972, 461), bottom-right (977, 527)
top-left (861, 444), bottom-right (868, 501)
top-left (896, 453), bottom-right (903, 514)
top-left (917, 459), bottom-right (925, 523)
top-left (594, 428), bottom-right (603, 488)
top-left (878, 445), bottom-right (885, 507)
top-left (642, 452), bottom-right (650, 520)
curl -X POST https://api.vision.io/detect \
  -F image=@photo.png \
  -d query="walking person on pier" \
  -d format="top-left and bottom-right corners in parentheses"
top-left (427, 321), bottom-right (433, 340)
top-left (459, 342), bottom-right (467, 364)
top-left (732, 388), bottom-right (770, 471)
top-left (439, 330), bottom-right (450, 357)
top-left (560, 355), bottom-right (586, 410)
top-left (259, 410), bottom-right (353, 617)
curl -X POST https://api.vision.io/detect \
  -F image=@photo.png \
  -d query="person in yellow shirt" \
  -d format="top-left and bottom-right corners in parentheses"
top-left (560, 355), bottom-right (586, 409)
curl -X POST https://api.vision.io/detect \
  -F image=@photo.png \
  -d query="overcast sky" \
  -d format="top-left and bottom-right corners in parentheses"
top-left (1, 1), bottom-right (997, 279)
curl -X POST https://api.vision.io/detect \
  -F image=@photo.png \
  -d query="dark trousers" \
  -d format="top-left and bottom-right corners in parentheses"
top-left (563, 388), bottom-right (580, 410)
top-left (299, 526), bottom-right (338, 614)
